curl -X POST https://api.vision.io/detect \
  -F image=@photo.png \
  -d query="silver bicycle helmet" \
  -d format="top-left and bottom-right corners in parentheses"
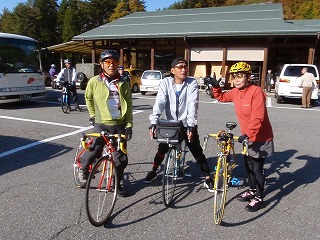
top-left (64, 59), bottom-right (71, 64)
top-left (99, 50), bottom-right (119, 62)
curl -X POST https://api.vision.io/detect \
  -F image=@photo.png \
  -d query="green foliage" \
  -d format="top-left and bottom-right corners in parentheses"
top-left (166, 0), bottom-right (320, 20)
top-left (110, 0), bottom-right (145, 21)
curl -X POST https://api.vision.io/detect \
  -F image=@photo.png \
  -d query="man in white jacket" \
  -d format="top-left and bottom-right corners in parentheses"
top-left (144, 57), bottom-right (213, 192)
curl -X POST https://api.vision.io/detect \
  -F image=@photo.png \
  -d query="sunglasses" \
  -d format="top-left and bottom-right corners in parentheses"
top-left (231, 73), bottom-right (248, 79)
top-left (103, 59), bottom-right (119, 66)
top-left (174, 64), bottom-right (188, 70)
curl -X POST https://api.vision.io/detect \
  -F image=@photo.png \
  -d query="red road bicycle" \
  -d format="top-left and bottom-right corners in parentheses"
top-left (73, 131), bottom-right (126, 226)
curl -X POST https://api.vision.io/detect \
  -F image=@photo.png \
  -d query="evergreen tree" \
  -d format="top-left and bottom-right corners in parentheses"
top-left (88, 0), bottom-right (117, 28)
top-left (34, 0), bottom-right (59, 46)
top-left (58, 0), bottom-right (82, 42)
top-left (110, 0), bottom-right (145, 21)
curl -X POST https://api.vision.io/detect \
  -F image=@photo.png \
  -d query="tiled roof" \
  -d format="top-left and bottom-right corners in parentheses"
top-left (72, 3), bottom-right (319, 41)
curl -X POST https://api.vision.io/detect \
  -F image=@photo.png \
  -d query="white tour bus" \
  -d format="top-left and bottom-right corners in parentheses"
top-left (0, 32), bottom-right (46, 103)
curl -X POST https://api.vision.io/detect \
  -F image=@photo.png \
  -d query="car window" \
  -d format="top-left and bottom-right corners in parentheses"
top-left (143, 71), bottom-right (159, 80)
top-left (284, 66), bottom-right (317, 77)
top-left (131, 70), bottom-right (143, 77)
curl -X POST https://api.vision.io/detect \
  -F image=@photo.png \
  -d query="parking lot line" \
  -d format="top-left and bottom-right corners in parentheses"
top-left (0, 110), bottom-right (143, 158)
top-left (0, 126), bottom-right (93, 158)
top-left (0, 116), bottom-right (84, 129)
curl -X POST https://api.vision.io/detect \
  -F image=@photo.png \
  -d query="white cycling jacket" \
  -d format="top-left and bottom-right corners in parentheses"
top-left (149, 76), bottom-right (199, 127)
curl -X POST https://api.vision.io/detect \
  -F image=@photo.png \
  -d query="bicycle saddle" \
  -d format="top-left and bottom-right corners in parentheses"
top-left (226, 122), bottom-right (237, 130)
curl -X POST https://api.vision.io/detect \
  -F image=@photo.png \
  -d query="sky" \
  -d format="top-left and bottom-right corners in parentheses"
top-left (0, 0), bottom-right (179, 13)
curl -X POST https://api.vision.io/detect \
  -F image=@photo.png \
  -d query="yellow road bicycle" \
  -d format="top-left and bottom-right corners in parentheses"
top-left (203, 122), bottom-right (248, 225)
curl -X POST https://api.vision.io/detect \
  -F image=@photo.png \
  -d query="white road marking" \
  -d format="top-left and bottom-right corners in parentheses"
top-left (266, 97), bottom-right (272, 107)
top-left (0, 110), bottom-right (143, 157)
top-left (0, 126), bottom-right (93, 158)
top-left (0, 116), bottom-right (84, 128)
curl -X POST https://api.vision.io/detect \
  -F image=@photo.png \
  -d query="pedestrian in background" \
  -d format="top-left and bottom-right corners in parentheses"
top-left (300, 67), bottom-right (317, 108)
top-left (265, 69), bottom-right (274, 93)
top-left (49, 64), bottom-right (57, 77)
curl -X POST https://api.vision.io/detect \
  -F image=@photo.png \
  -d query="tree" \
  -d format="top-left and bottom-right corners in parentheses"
top-left (87, 0), bottom-right (117, 28)
top-left (58, 0), bottom-right (82, 42)
top-left (0, 8), bottom-right (16, 33)
top-left (34, 0), bottom-right (59, 46)
top-left (2, 2), bottom-right (42, 38)
top-left (110, 0), bottom-right (145, 21)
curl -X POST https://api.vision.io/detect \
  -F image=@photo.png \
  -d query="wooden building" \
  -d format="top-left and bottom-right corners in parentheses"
top-left (46, 3), bottom-right (320, 88)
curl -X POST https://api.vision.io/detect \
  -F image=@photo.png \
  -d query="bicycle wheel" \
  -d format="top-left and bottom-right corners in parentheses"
top-left (61, 94), bottom-right (69, 114)
top-left (162, 147), bottom-right (177, 207)
top-left (85, 156), bottom-right (118, 226)
top-left (73, 137), bottom-right (94, 187)
top-left (213, 155), bottom-right (228, 225)
top-left (73, 142), bottom-right (85, 187)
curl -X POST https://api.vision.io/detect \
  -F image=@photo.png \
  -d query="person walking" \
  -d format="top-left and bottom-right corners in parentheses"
top-left (300, 67), bottom-right (317, 108)
top-left (79, 50), bottom-right (133, 197)
top-left (211, 62), bottom-right (274, 212)
top-left (144, 57), bottom-right (213, 192)
top-left (57, 59), bottom-right (82, 111)
top-left (265, 69), bottom-right (274, 93)
top-left (49, 64), bottom-right (57, 77)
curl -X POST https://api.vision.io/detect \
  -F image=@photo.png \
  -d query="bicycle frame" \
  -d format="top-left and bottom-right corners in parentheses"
top-left (162, 140), bottom-right (188, 207)
top-left (203, 122), bottom-right (247, 225)
top-left (81, 131), bottom-right (127, 227)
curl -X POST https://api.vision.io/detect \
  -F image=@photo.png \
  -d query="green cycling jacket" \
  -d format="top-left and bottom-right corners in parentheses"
top-left (85, 74), bottom-right (133, 128)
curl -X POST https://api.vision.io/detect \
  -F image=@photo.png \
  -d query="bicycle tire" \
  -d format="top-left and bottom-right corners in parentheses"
top-left (85, 156), bottom-right (118, 226)
top-left (162, 147), bottom-right (177, 207)
top-left (61, 93), bottom-right (69, 114)
top-left (213, 155), bottom-right (228, 225)
top-left (73, 137), bottom-right (94, 188)
top-left (73, 142), bottom-right (85, 187)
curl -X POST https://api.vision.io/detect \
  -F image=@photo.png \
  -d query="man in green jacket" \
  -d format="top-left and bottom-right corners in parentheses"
top-left (80, 50), bottom-right (133, 196)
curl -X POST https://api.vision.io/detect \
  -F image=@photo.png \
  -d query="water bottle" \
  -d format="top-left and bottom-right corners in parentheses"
top-left (230, 177), bottom-right (241, 186)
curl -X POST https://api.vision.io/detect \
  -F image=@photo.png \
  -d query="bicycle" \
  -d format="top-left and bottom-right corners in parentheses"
top-left (202, 122), bottom-right (248, 225)
top-left (76, 131), bottom-right (126, 227)
top-left (154, 119), bottom-right (188, 207)
top-left (60, 81), bottom-right (69, 114)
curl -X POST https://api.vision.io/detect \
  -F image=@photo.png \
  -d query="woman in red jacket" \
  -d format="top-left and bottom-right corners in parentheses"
top-left (212, 62), bottom-right (274, 212)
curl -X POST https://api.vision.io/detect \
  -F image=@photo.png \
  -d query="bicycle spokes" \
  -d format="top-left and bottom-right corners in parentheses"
top-left (85, 157), bottom-right (118, 226)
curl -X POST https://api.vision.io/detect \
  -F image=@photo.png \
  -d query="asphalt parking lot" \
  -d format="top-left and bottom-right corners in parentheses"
top-left (0, 88), bottom-right (319, 240)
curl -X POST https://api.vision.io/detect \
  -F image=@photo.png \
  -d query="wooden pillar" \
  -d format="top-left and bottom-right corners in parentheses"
top-left (91, 41), bottom-right (96, 63)
top-left (120, 48), bottom-right (124, 66)
top-left (261, 47), bottom-right (269, 89)
top-left (184, 48), bottom-right (190, 75)
top-left (308, 47), bottom-right (315, 64)
top-left (221, 47), bottom-right (227, 78)
top-left (151, 48), bottom-right (155, 70)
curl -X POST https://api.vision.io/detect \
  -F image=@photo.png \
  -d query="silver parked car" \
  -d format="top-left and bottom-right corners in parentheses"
top-left (140, 70), bottom-right (171, 95)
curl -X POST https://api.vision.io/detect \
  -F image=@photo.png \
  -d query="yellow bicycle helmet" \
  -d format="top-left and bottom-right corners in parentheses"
top-left (229, 62), bottom-right (252, 74)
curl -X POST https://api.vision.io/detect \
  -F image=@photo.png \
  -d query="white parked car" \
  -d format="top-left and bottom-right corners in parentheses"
top-left (140, 70), bottom-right (171, 95)
top-left (275, 64), bottom-right (319, 104)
